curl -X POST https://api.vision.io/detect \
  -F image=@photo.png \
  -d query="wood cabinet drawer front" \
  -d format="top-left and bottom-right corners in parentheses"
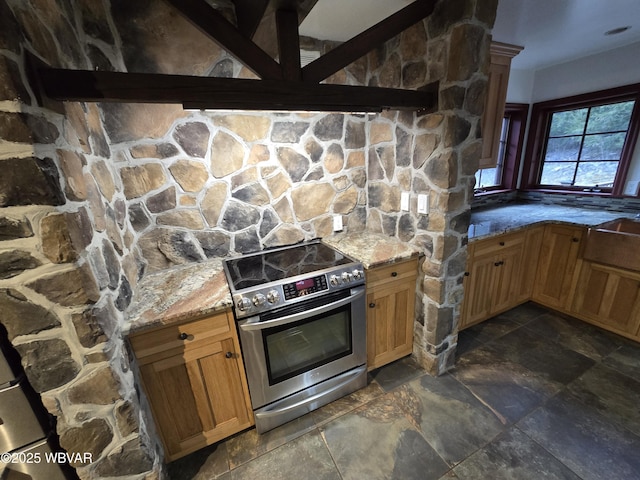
top-left (130, 311), bottom-right (232, 361)
top-left (367, 258), bottom-right (418, 286)
top-left (472, 232), bottom-right (525, 257)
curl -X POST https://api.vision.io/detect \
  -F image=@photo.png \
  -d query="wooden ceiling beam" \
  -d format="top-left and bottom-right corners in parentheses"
top-left (251, 0), bottom-right (320, 58)
top-left (276, 9), bottom-right (302, 81)
top-left (32, 65), bottom-right (438, 113)
top-left (302, 0), bottom-right (437, 83)
top-left (163, 0), bottom-right (282, 79)
top-left (233, 0), bottom-right (270, 38)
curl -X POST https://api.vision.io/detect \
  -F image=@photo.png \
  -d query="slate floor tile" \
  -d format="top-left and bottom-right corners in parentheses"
top-left (458, 315), bottom-right (521, 346)
top-left (320, 392), bottom-right (449, 480)
top-left (167, 441), bottom-right (229, 479)
top-left (453, 427), bottom-right (581, 480)
top-left (566, 363), bottom-right (640, 436)
top-left (603, 342), bottom-right (640, 382)
top-left (369, 356), bottom-right (426, 392)
top-left (524, 312), bottom-right (621, 361)
top-left (497, 301), bottom-right (548, 325)
top-left (518, 392), bottom-right (640, 480)
top-left (398, 373), bottom-right (504, 465)
top-left (490, 328), bottom-right (595, 385)
top-left (452, 332), bottom-right (573, 423)
top-left (225, 413), bottom-right (316, 469)
top-left (311, 379), bottom-right (384, 427)
top-left (229, 430), bottom-right (340, 480)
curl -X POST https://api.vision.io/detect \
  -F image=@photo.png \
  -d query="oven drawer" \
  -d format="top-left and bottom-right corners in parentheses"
top-left (0, 382), bottom-right (46, 454)
top-left (129, 310), bottom-right (232, 362)
top-left (367, 257), bottom-right (418, 286)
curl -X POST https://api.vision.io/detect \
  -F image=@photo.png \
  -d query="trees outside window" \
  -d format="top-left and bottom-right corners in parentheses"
top-left (522, 84), bottom-right (640, 196)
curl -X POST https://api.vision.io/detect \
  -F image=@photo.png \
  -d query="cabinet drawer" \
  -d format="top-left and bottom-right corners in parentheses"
top-left (472, 231), bottom-right (525, 257)
top-left (367, 258), bottom-right (418, 287)
top-left (130, 310), bottom-right (232, 361)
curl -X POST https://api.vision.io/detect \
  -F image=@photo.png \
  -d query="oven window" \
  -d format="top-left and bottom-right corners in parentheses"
top-left (263, 303), bottom-right (352, 385)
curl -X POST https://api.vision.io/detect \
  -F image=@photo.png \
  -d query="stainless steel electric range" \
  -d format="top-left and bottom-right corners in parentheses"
top-left (223, 240), bottom-right (367, 433)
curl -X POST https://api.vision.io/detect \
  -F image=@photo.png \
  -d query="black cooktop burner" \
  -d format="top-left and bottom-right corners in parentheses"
top-left (224, 242), bottom-right (353, 291)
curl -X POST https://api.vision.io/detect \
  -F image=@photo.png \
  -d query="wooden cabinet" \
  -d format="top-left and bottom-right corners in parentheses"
top-left (516, 226), bottom-right (544, 303)
top-left (366, 257), bottom-right (418, 370)
top-left (479, 42), bottom-right (523, 169)
top-left (572, 261), bottom-right (640, 338)
top-left (129, 310), bottom-right (253, 462)
top-left (461, 231), bottom-right (525, 329)
top-left (532, 224), bottom-right (585, 310)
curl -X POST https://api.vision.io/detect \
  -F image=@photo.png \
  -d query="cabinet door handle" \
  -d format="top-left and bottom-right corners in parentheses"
top-left (391, 272), bottom-right (398, 277)
top-left (178, 332), bottom-right (190, 340)
top-left (464, 272), bottom-right (470, 277)
top-left (499, 241), bottom-right (505, 246)
top-left (494, 261), bottom-right (504, 267)
top-left (572, 237), bottom-right (580, 242)
top-left (225, 352), bottom-right (233, 359)
top-left (369, 303), bottom-right (376, 308)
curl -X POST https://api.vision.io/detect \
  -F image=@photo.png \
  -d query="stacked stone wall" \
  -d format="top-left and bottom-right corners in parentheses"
top-left (0, 0), bottom-right (497, 478)
top-left (1, 0), bottom-right (159, 477)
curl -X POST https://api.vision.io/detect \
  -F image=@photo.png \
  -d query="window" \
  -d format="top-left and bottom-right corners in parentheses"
top-left (475, 104), bottom-right (528, 194)
top-left (522, 84), bottom-right (640, 196)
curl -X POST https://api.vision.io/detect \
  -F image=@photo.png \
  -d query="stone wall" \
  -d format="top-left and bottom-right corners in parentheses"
top-left (1, 0), bottom-right (157, 478)
top-left (0, 0), bottom-right (496, 478)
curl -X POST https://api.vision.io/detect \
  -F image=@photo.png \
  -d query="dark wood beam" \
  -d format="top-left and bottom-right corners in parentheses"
top-left (34, 67), bottom-right (438, 113)
top-left (251, 0), bottom-right (320, 58)
top-left (303, 0), bottom-right (437, 83)
top-left (233, 0), bottom-right (270, 38)
top-left (276, 9), bottom-right (301, 81)
top-left (163, 0), bottom-right (282, 80)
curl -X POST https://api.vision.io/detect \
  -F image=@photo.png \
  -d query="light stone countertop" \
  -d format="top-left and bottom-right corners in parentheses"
top-left (469, 203), bottom-right (638, 240)
top-left (125, 259), bottom-right (232, 335)
top-left (322, 232), bottom-right (421, 269)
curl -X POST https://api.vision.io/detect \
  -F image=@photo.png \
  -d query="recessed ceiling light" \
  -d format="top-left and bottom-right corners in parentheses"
top-left (605, 26), bottom-right (631, 36)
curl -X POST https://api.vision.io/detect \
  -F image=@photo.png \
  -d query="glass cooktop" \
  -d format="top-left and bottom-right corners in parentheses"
top-left (224, 242), bottom-right (354, 291)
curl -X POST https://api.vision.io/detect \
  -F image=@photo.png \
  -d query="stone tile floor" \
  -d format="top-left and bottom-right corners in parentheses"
top-left (167, 303), bottom-right (640, 479)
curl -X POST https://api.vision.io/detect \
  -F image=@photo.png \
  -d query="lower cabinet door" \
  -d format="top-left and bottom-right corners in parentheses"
top-left (367, 281), bottom-right (415, 370)
top-left (572, 261), bottom-right (640, 338)
top-left (140, 337), bottom-right (253, 461)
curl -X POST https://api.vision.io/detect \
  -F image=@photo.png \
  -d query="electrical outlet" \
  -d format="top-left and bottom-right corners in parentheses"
top-left (417, 194), bottom-right (428, 215)
top-left (400, 192), bottom-right (410, 211)
top-left (333, 215), bottom-right (343, 232)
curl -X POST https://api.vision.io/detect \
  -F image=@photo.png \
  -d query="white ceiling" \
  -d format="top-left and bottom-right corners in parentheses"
top-left (299, 0), bottom-right (413, 42)
top-left (299, 0), bottom-right (640, 72)
top-left (493, 0), bottom-right (640, 70)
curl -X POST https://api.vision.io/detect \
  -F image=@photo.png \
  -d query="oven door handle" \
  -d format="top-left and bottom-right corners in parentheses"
top-left (239, 286), bottom-right (365, 331)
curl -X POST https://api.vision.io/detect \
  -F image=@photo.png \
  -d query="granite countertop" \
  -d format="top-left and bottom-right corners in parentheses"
top-left (125, 259), bottom-right (232, 335)
top-left (126, 204), bottom-right (636, 333)
top-left (469, 203), bottom-right (638, 240)
top-left (323, 232), bottom-right (421, 269)
top-left (125, 234), bottom-right (421, 334)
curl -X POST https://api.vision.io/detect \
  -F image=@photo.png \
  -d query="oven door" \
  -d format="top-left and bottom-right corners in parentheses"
top-left (237, 285), bottom-right (366, 410)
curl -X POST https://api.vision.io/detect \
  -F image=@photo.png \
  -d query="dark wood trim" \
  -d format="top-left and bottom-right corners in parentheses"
top-left (250, 0), bottom-right (321, 59)
top-left (34, 67), bottom-right (438, 112)
top-left (234, 0), bottom-right (270, 38)
top-left (302, 0), bottom-right (437, 83)
top-left (522, 82), bottom-right (640, 196)
top-left (276, 9), bottom-right (301, 81)
top-left (503, 103), bottom-right (529, 190)
top-left (163, 0), bottom-right (282, 80)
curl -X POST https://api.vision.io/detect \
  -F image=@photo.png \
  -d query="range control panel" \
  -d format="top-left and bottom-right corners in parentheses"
top-left (232, 265), bottom-right (365, 319)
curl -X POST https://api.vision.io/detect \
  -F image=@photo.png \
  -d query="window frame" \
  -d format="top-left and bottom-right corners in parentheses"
top-left (474, 103), bottom-right (528, 195)
top-left (521, 83), bottom-right (640, 197)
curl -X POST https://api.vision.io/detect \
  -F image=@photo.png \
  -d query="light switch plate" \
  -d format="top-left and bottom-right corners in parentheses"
top-left (417, 194), bottom-right (428, 215)
top-left (333, 215), bottom-right (343, 231)
top-left (400, 192), bottom-right (410, 211)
